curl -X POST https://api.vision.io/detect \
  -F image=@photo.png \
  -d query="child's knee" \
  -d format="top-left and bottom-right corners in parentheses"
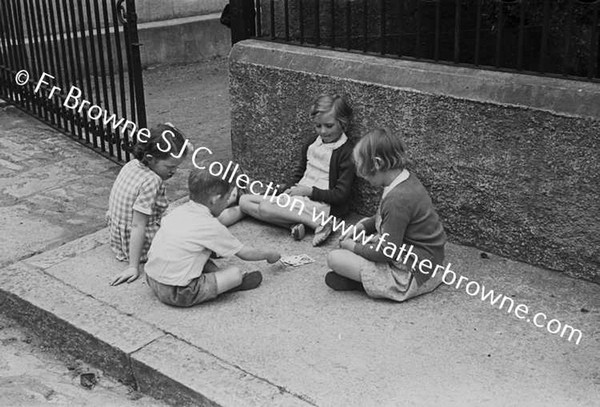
top-left (239, 194), bottom-right (252, 209)
top-left (327, 249), bottom-right (346, 270)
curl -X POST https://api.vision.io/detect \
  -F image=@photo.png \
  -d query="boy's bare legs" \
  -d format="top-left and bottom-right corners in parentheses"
top-left (213, 266), bottom-right (263, 294)
top-left (327, 250), bottom-right (363, 281)
top-left (213, 266), bottom-right (244, 293)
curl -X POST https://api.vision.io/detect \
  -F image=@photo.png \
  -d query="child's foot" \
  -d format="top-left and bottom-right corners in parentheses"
top-left (312, 222), bottom-right (333, 246)
top-left (325, 271), bottom-right (364, 291)
top-left (229, 271), bottom-right (263, 292)
top-left (291, 223), bottom-right (306, 241)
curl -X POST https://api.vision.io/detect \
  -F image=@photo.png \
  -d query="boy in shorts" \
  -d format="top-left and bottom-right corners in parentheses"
top-left (145, 167), bottom-right (281, 307)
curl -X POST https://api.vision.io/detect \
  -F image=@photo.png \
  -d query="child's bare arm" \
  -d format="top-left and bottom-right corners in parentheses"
top-left (111, 211), bottom-right (148, 286)
top-left (236, 245), bottom-right (281, 263)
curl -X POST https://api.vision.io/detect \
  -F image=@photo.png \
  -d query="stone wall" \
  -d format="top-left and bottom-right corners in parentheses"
top-left (137, 0), bottom-right (227, 23)
top-left (229, 40), bottom-right (600, 284)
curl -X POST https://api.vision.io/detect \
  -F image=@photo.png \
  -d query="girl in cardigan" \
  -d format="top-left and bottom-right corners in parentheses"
top-left (239, 94), bottom-right (355, 246)
top-left (326, 128), bottom-right (447, 301)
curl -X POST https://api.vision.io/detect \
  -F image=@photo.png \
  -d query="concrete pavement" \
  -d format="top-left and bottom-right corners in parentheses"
top-left (1, 59), bottom-right (599, 406)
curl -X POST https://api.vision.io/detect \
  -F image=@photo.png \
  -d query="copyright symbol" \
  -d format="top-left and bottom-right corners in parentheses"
top-left (15, 70), bottom-right (30, 86)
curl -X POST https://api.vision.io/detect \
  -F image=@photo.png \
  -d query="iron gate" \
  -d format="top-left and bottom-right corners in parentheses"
top-left (0, 0), bottom-right (146, 163)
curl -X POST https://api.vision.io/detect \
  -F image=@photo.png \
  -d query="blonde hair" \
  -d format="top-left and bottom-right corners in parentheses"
top-left (309, 94), bottom-right (353, 131)
top-left (353, 128), bottom-right (412, 178)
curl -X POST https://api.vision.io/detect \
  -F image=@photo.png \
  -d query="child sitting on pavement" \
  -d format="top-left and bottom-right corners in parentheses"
top-left (239, 93), bottom-right (355, 246)
top-left (144, 166), bottom-right (281, 307)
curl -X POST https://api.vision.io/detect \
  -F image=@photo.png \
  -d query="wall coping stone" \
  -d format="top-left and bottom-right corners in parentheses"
top-left (230, 40), bottom-right (600, 119)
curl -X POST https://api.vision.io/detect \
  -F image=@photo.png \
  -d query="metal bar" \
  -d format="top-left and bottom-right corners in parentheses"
top-left (121, 5), bottom-right (137, 130)
top-left (434, 0), bottom-right (441, 61)
top-left (110, 0), bottom-right (127, 161)
top-left (45, 0), bottom-right (64, 128)
top-left (10, 0), bottom-right (30, 108)
top-left (256, 0), bottom-right (262, 37)
top-left (539, 0), bottom-right (550, 73)
top-left (397, 0), bottom-right (403, 57)
top-left (299, 0), bottom-right (304, 44)
top-left (330, 0), bottom-right (335, 48)
top-left (454, 0), bottom-right (461, 63)
top-left (4, 0), bottom-right (21, 104)
top-left (40, 0), bottom-right (60, 125)
top-left (22, 0), bottom-right (39, 114)
top-left (380, 0), bottom-right (386, 54)
top-left (69, 0), bottom-right (88, 141)
top-left (415, 0), bottom-right (421, 58)
top-left (85, 0), bottom-right (101, 148)
top-left (315, 0), bottom-right (320, 47)
top-left (495, 0), bottom-right (504, 67)
top-left (76, 0), bottom-right (94, 144)
top-left (269, 0), bottom-right (275, 39)
top-left (55, 0), bottom-right (75, 135)
top-left (0, 6), bottom-right (9, 101)
top-left (94, 0), bottom-right (110, 152)
top-left (0, 0), bottom-right (16, 102)
top-left (588, 1), bottom-right (599, 79)
top-left (563, 0), bottom-right (574, 75)
top-left (125, 0), bottom-right (147, 130)
top-left (516, 0), bottom-right (525, 70)
top-left (474, 0), bottom-right (481, 65)
top-left (102, 0), bottom-right (118, 156)
top-left (284, 0), bottom-right (289, 42)
top-left (345, 0), bottom-right (350, 50)
top-left (33, 0), bottom-right (50, 121)
top-left (363, 0), bottom-right (367, 52)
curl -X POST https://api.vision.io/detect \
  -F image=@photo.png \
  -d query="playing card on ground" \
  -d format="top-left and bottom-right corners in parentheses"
top-left (280, 254), bottom-right (315, 267)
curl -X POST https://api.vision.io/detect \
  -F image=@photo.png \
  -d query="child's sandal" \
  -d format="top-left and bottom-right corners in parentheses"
top-left (291, 223), bottom-right (306, 241)
top-left (312, 222), bottom-right (333, 246)
top-left (325, 271), bottom-right (364, 291)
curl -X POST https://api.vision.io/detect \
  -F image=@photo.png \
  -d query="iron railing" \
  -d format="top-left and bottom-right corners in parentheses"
top-left (232, 0), bottom-right (600, 83)
top-left (0, 0), bottom-right (146, 163)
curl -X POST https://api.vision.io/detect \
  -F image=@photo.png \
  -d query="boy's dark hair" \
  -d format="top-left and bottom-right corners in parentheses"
top-left (130, 123), bottom-right (187, 165)
top-left (188, 166), bottom-right (234, 204)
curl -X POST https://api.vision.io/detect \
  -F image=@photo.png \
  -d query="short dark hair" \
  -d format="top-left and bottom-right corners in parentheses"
top-left (130, 123), bottom-right (187, 165)
top-left (188, 166), bottom-right (233, 204)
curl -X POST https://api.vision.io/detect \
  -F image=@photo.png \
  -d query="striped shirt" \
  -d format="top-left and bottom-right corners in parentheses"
top-left (107, 159), bottom-right (168, 262)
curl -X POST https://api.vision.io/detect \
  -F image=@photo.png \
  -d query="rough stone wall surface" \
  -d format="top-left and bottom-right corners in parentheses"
top-left (137, 0), bottom-right (227, 23)
top-left (229, 44), bottom-right (599, 284)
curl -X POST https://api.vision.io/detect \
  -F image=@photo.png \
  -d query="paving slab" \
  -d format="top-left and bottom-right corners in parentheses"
top-left (20, 214), bottom-right (600, 407)
top-left (0, 261), bottom-right (165, 385)
top-left (132, 335), bottom-right (313, 407)
top-left (0, 105), bottom-right (122, 268)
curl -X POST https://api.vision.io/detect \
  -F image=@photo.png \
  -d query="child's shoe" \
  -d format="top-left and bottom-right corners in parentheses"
top-left (230, 271), bottom-right (263, 292)
top-left (325, 271), bottom-right (364, 291)
top-left (312, 222), bottom-right (333, 246)
top-left (291, 223), bottom-right (306, 241)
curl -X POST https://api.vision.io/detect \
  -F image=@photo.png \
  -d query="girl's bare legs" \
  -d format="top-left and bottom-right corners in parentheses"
top-left (218, 206), bottom-right (245, 226)
top-left (239, 194), bottom-right (262, 219)
top-left (240, 194), bottom-right (321, 229)
top-left (327, 249), bottom-right (363, 281)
